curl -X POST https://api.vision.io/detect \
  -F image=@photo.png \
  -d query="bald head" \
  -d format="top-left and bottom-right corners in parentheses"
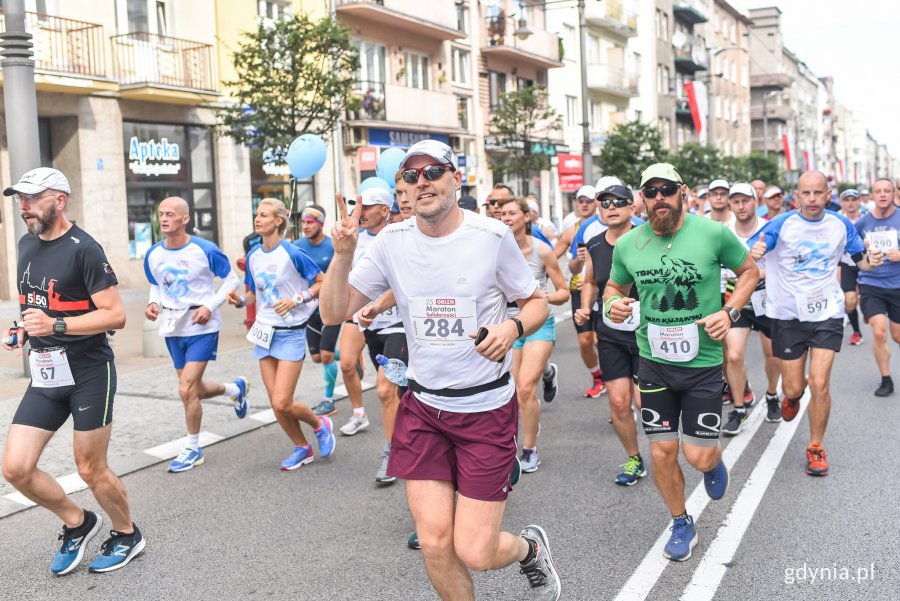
top-left (795, 171), bottom-right (829, 219)
top-left (160, 196), bottom-right (189, 216)
top-left (797, 170), bottom-right (827, 190)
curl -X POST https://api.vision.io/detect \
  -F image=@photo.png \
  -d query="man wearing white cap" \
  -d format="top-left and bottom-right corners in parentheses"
top-left (321, 139), bottom-right (561, 600)
top-left (705, 179), bottom-right (735, 226)
top-left (2, 168), bottom-right (145, 574)
top-left (762, 186), bottom-right (786, 221)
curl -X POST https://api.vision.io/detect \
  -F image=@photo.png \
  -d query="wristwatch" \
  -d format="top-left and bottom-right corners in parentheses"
top-left (53, 317), bottom-right (67, 334)
top-left (723, 306), bottom-right (741, 323)
top-left (508, 317), bottom-right (524, 338)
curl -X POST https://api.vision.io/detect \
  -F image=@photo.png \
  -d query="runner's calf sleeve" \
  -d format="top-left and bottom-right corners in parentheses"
top-left (847, 308), bottom-right (860, 333)
top-left (323, 362), bottom-right (338, 398)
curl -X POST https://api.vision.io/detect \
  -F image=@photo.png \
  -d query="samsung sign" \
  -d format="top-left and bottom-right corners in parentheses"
top-left (128, 136), bottom-right (182, 176)
top-left (369, 128), bottom-right (449, 147)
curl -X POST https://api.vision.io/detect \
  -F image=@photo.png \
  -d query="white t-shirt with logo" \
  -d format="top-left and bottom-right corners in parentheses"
top-left (353, 229), bottom-right (402, 334)
top-left (245, 241), bottom-right (321, 327)
top-left (349, 211), bottom-right (538, 413)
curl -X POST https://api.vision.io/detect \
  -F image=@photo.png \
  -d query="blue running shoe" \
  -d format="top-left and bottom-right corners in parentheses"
top-left (232, 376), bottom-right (249, 419)
top-left (407, 531), bottom-right (420, 550)
top-left (615, 455), bottom-right (647, 486)
top-left (51, 510), bottom-right (102, 575)
top-left (312, 399), bottom-right (336, 416)
top-left (88, 524), bottom-right (146, 573)
top-left (510, 456), bottom-right (521, 486)
top-left (663, 515), bottom-right (697, 561)
top-left (168, 447), bottom-right (204, 473)
top-left (315, 416), bottom-right (336, 458)
top-left (281, 445), bottom-right (315, 470)
top-left (704, 460), bottom-right (729, 500)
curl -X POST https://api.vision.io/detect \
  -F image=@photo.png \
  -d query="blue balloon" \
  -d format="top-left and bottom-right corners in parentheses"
top-left (286, 134), bottom-right (326, 179)
top-left (376, 147), bottom-right (406, 189)
top-left (358, 176), bottom-right (392, 193)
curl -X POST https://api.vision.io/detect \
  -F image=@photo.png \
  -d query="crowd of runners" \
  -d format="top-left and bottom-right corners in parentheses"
top-left (2, 141), bottom-right (899, 600)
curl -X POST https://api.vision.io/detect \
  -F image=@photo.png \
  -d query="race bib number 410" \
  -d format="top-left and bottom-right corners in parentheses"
top-left (647, 323), bottom-right (699, 363)
top-left (410, 296), bottom-right (477, 348)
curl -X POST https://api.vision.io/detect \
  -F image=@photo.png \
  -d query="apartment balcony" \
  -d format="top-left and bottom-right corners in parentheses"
top-left (345, 81), bottom-right (461, 132)
top-left (675, 96), bottom-right (695, 124)
top-left (673, 0), bottom-right (709, 25)
top-left (750, 104), bottom-right (791, 122)
top-left (751, 138), bottom-right (784, 154)
top-left (584, 0), bottom-right (638, 38)
top-left (111, 32), bottom-right (218, 104)
top-left (0, 11), bottom-right (116, 93)
top-left (750, 73), bottom-right (791, 90)
top-left (673, 42), bottom-right (708, 74)
top-left (482, 18), bottom-right (562, 69)
top-left (586, 63), bottom-right (638, 97)
top-left (336, 0), bottom-right (464, 41)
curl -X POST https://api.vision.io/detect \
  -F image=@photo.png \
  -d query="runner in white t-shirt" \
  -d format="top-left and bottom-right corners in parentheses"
top-left (226, 198), bottom-right (334, 471)
top-left (143, 196), bottom-right (246, 473)
top-left (320, 140), bottom-right (561, 601)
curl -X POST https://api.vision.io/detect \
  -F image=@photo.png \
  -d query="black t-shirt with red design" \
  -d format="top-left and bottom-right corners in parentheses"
top-left (17, 225), bottom-right (118, 364)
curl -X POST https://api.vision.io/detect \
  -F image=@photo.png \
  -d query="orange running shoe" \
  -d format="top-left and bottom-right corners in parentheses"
top-left (584, 378), bottom-right (607, 398)
top-left (781, 395), bottom-right (801, 421)
top-left (806, 444), bottom-right (828, 476)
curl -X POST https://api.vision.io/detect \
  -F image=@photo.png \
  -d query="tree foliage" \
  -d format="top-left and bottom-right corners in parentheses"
top-left (597, 121), bottom-right (667, 188)
top-left (217, 13), bottom-right (359, 161)
top-left (488, 86), bottom-right (562, 188)
top-left (669, 143), bottom-right (723, 188)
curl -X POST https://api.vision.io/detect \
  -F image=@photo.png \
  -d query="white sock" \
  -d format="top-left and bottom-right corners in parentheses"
top-left (187, 433), bottom-right (200, 449)
top-left (224, 382), bottom-right (240, 398)
top-left (353, 407), bottom-right (366, 418)
top-left (587, 364), bottom-right (600, 373)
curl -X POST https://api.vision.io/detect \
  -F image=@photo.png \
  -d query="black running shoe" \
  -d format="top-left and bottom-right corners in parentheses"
top-left (542, 363), bottom-right (558, 403)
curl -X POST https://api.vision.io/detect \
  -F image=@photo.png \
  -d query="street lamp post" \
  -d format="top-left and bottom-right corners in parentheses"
top-left (577, 0), bottom-right (591, 187)
top-left (1, 0), bottom-right (41, 376)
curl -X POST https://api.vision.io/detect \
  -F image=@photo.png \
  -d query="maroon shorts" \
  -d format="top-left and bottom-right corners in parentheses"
top-left (387, 390), bottom-right (519, 502)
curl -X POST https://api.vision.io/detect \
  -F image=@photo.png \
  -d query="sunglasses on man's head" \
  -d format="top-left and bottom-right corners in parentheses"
top-left (575, 197), bottom-right (594, 204)
top-left (599, 197), bottom-right (633, 209)
top-left (641, 183), bottom-right (681, 198)
top-left (400, 164), bottom-right (452, 184)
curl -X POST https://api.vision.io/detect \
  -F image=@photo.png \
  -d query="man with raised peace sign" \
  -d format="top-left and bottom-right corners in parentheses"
top-left (749, 171), bottom-right (884, 477)
top-left (320, 140), bottom-right (560, 601)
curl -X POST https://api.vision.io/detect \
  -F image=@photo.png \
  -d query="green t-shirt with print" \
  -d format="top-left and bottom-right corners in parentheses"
top-left (609, 214), bottom-right (749, 368)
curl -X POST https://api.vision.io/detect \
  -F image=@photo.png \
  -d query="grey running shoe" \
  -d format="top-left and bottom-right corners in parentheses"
top-left (375, 443), bottom-right (396, 484)
top-left (519, 525), bottom-right (561, 601)
top-left (765, 393), bottom-right (782, 422)
top-left (542, 363), bottom-right (558, 403)
top-left (340, 413), bottom-right (370, 436)
top-left (721, 410), bottom-right (747, 436)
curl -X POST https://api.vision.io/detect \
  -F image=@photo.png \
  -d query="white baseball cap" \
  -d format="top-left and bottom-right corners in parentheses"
top-left (763, 186), bottom-right (783, 199)
top-left (399, 139), bottom-right (458, 170)
top-left (709, 179), bottom-right (730, 191)
top-left (360, 187), bottom-right (393, 207)
top-left (595, 175), bottom-right (623, 190)
top-left (4, 167), bottom-right (71, 196)
top-left (575, 185), bottom-right (597, 199)
top-left (728, 182), bottom-right (755, 198)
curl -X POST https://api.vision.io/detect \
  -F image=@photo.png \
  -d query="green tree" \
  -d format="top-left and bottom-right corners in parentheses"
top-left (658, 294), bottom-right (670, 312)
top-left (685, 287), bottom-right (698, 310)
top-left (217, 13), bottom-right (359, 161)
top-left (597, 120), bottom-right (668, 188)
top-left (669, 143), bottom-right (722, 188)
top-left (488, 86), bottom-right (562, 190)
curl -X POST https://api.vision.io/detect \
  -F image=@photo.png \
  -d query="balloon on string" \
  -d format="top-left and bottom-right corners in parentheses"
top-left (375, 147), bottom-right (406, 189)
top-left (358, 176), bottom-right (392, 194)
top-left (286, 134), bottom-right (327, 179)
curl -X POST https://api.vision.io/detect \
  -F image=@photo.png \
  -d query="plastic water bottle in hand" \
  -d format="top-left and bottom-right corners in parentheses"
top-left (376, 354), bottom-right (408, 386)
top-left (282, 311), bottom-right (294, 326)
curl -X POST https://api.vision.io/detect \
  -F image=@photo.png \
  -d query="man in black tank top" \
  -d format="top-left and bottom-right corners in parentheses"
top-left (574, 184), bottom-right (646, 486)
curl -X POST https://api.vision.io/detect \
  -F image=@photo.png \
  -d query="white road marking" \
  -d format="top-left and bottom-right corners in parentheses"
top-left (249, 408), bottom-right (277, 424)
top-left (680, 390), bottom-right (811, 601)
top-left (144, 431), bottom-right (225, 460)
top-left (614, 396), bottom-right (770, 601)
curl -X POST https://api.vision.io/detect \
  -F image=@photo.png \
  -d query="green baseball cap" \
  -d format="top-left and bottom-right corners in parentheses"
top-left (639, 163), bottom-right (683, 187)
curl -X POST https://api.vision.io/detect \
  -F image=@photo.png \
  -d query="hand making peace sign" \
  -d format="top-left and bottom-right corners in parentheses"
top-left (332, 192), bottom-right (362, 256)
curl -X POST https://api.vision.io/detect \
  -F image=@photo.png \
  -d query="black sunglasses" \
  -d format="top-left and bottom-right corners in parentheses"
top-left (641, 183), bottom-right (681, 198)
top-left (400, 164), bottom-right (452, 184)
top-left (599, 198), bottom-right (633, 209)
top-left (574, 197), bottom-right (594, 204)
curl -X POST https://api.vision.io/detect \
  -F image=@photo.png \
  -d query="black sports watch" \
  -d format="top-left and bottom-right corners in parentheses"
top-left (723, 306), bottom-right (741, 323)
top-left (508, 317), bottom-right (524, 338)
top-left (53, 317), bottom-right (67, 334)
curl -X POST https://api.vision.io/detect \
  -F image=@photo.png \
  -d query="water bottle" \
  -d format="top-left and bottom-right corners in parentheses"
top-left (376, 354), bottom-right (408, 386)
top-left (282, 310), bottom-right (294, 326)
top-left (2, 332), bottom-right (17, 346)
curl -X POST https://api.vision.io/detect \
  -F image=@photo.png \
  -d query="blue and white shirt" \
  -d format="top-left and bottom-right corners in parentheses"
top-left (245, 241), bottom-right (321, 327)
top-left (855, 209), bottom-right (900, 289)
top-left (144, 237), bottom-right (238, 337)
top-left (753, 210), bottom-right (865, 321)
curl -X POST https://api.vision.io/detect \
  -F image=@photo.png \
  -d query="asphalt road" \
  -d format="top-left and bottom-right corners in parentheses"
top-left (0, 319), bottom-right (898, 600)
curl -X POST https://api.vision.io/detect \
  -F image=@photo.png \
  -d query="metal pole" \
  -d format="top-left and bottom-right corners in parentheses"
top-left (1, 0), bottom-right (40, 376)
top-left (707, 68), bottom-right (713, 147)
top-left (577, 0), bottom-right (592, 186)
top-left (330, 0), bottom-right (345, 212)
top-left (762, 92), bottom-right (769, 158)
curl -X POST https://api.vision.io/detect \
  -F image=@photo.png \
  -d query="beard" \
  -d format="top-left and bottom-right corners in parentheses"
top-left (648, 199), bottom-right (682, 234)
top-left (23, 204), bottom-right (57, 236)
top-left (414, 189), bottom-right (456, 223)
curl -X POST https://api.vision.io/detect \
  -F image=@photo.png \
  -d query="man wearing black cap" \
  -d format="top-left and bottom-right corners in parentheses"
top-left (2, 168), bottom-right (145, 574)
top-left (458, 194), bottom-right (479, 213)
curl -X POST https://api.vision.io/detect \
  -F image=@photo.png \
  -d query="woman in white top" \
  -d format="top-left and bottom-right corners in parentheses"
top-left (227, 198), bottom-right (334, 471)
top-left (498, 197), bottom-right (569, 473)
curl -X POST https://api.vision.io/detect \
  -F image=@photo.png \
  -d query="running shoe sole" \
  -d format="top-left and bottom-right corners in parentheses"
top-left (233, 377), bottom-right (250, 419)
top-left (615, 470), bottom-right (646, 486)
top-left (88, 537), bottom-right (146, 573)
top-left (54, 514), bottom-right (103, 576)
top-left (522, 525), bottom-right (561, 601)
top-left (663, 532), bottom-right (699, 562)
top-left (168, 457), bottom-right (205, 473)
top-left (281, 456), bottom-right (315, 471)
